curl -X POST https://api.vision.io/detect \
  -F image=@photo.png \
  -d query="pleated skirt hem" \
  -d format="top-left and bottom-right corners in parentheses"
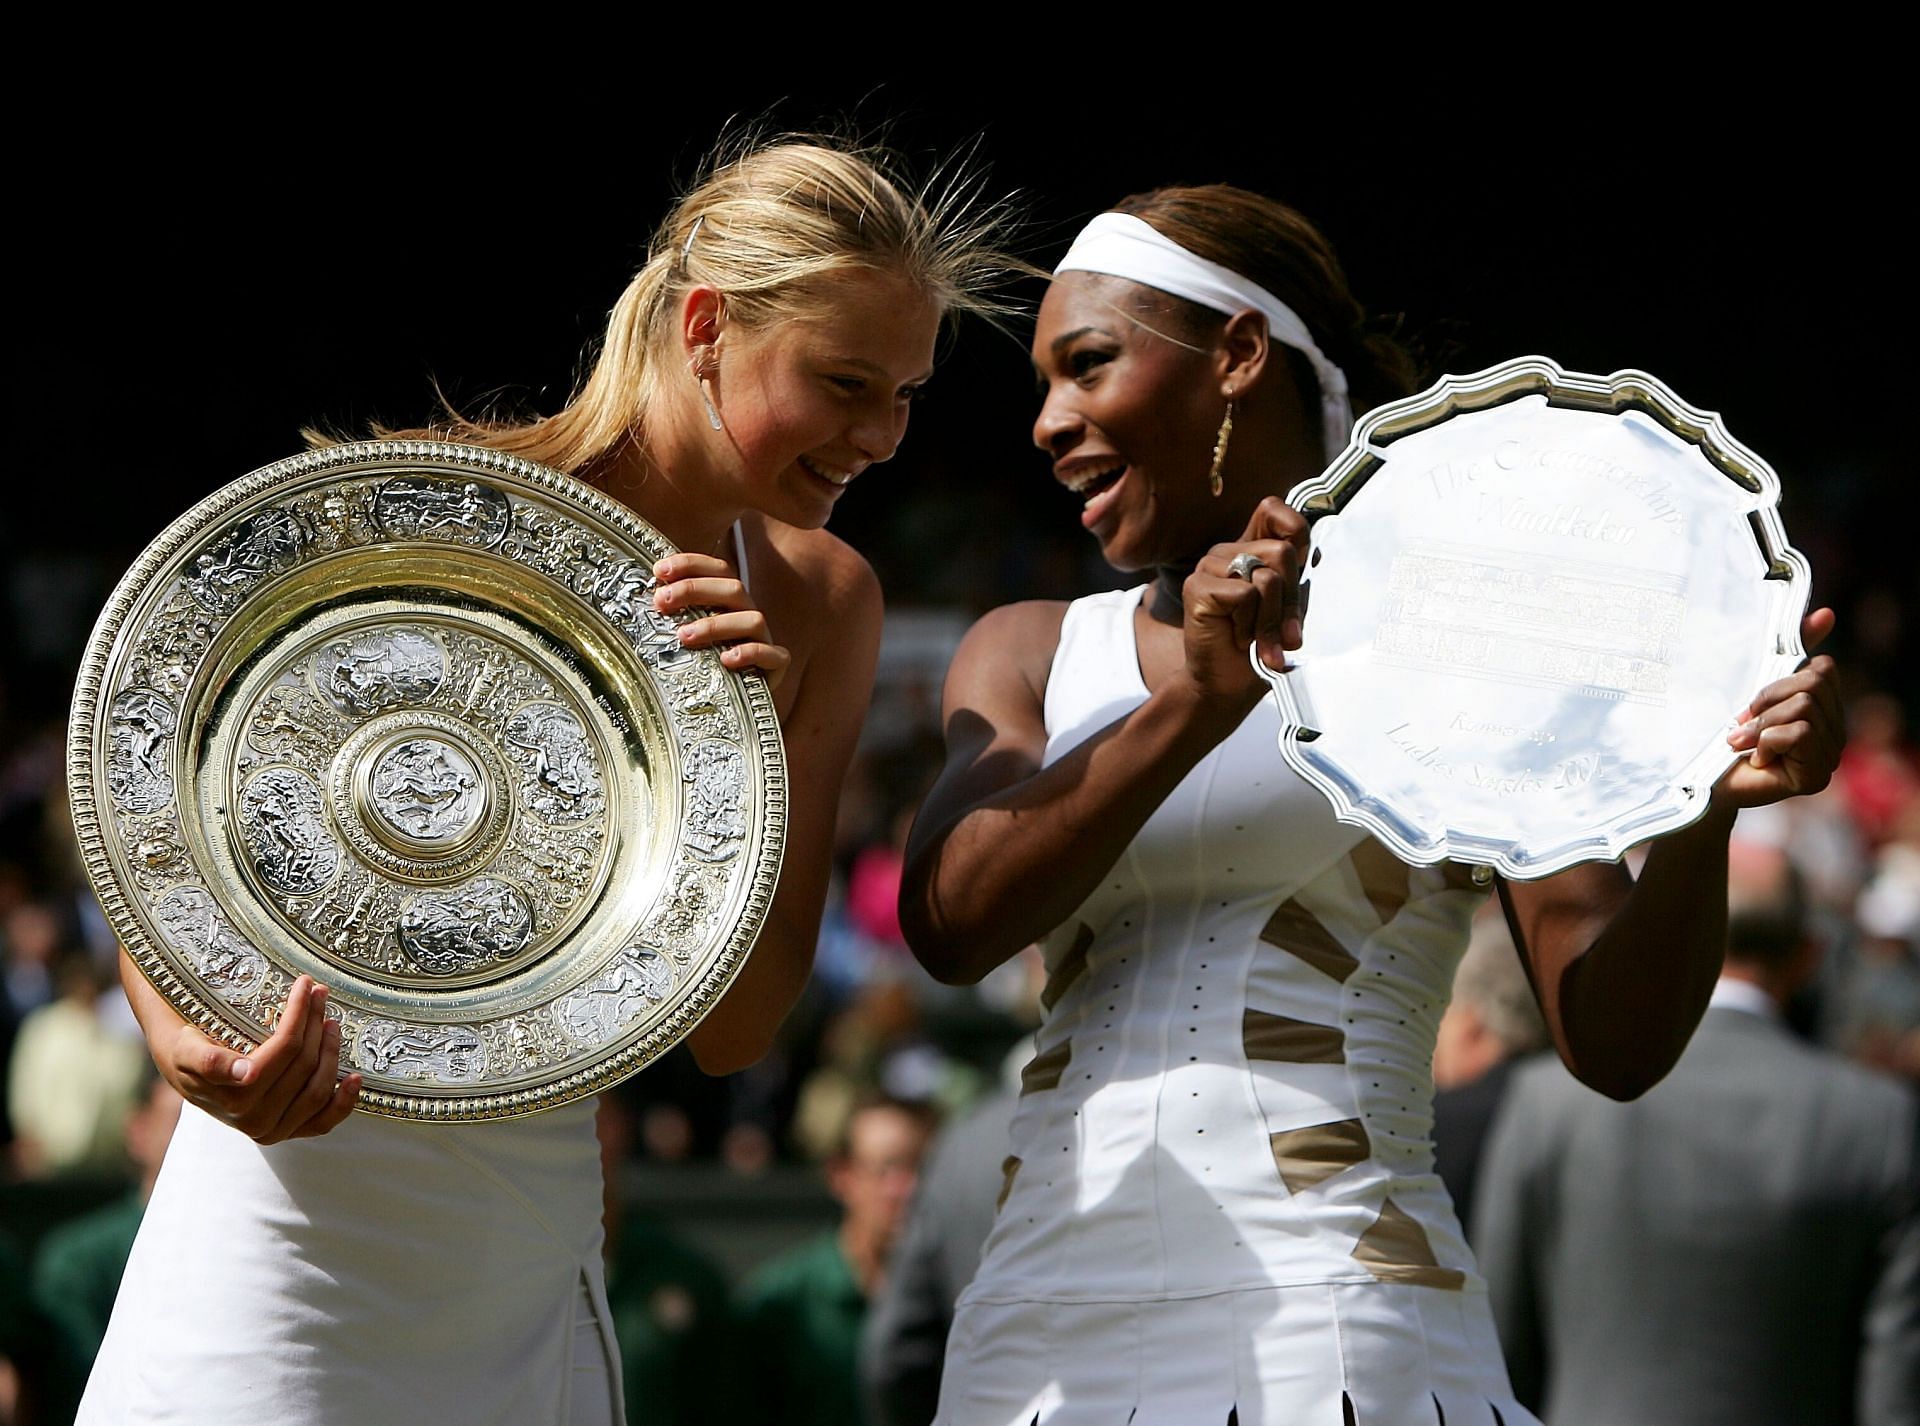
top-left (934, 1280), bottom-right (1540, 1426)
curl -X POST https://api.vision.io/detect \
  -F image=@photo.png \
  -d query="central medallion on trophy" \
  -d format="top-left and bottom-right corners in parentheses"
top-left (331, 710), bottom-right (515, 884)
top-left (365, 734), bottom-right (489, 851)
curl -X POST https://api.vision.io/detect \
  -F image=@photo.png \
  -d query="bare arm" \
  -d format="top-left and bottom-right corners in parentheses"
top-left (120, 950), bottom-right (361, 1141)
top-left (902, 499), bottom-right (1309, 984)
top-left (900, 603), bottom-right (1242, 983)
top-left (1502, 613), bottom-right (1844, 1100)
top-left (680, 550), bottom-right (883, 1074)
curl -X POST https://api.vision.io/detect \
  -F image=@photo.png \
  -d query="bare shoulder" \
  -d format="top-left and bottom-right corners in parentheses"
top-left (949, 600), bottom-right (1070, 707)
top-left (749, 520), bottom-right (880, 625)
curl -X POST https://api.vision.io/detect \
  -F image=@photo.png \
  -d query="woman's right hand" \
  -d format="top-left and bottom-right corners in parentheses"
top-left (1178, 495), bottom-right (1308, 713)
top-left (155, 975), bottom-right (361, 1143)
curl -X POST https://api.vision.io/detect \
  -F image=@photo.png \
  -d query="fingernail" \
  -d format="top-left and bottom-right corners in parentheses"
top-left (233, 1058), bottom-right (252, 1084)
top-left (678, 625), bottom-right (696, 644)
top-left (653, 559), bottom-right (672, 579)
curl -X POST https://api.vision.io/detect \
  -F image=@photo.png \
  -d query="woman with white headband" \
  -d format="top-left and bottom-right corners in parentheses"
top-left (899, 186), bottom-right (1842, 1424)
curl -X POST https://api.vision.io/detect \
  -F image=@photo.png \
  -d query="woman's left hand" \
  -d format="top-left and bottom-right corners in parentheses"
top-left (1718, 607), bottom-right (1844, 808)
top-left (652, 553), bottom-right (792, 689)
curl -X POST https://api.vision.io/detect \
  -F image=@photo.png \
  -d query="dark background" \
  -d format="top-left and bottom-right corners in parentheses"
top-left (7, 80), bottom-right (1907, 725)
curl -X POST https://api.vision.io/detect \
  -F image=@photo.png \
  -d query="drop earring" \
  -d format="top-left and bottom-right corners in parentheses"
top-left (1209, 390), bottom-right (1235, 497)
top-left (694, 354), bottom-right (723, 432)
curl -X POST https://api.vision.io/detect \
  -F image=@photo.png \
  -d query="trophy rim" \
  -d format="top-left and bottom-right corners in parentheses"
top-left (1262, 356), bottom-right (1810, 880)
top-left (68, 439), bottom-right (786, 1120)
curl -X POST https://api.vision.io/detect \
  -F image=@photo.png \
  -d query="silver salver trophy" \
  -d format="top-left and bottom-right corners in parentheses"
top-left (67, 442), bottom-right (786, 1121)
top-left (1256, 357), bottom-right (1810, 880)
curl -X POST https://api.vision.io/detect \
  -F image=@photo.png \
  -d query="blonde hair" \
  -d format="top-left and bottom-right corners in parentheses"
top-left (368, 135), bottom-right (1022, 476)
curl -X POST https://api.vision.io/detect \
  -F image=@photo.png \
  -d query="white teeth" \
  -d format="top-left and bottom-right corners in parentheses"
top-left (800, 457), bottom-right (853, 486)
top-left (1064, 464), bottom-right (1124, 495)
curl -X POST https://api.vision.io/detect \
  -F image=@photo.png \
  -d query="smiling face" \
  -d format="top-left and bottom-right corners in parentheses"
top-left (713, 271), bottom-right (942, 529)
top-left (1030, 272), bottom-right (1233, 572)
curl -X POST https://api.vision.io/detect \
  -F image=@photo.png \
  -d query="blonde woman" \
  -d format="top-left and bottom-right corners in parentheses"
top-left (81, 136), bottom-right (1016, 1426)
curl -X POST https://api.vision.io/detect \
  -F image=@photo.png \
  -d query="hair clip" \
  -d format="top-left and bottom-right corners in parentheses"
top-left (679, 215), bottom-right (705, 269)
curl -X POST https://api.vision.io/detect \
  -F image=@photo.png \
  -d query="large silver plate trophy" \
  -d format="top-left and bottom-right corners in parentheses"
top-left (69, 442), bottom-right (786, 1121)
top-left (1258, 357), bottom-right (1809, 880)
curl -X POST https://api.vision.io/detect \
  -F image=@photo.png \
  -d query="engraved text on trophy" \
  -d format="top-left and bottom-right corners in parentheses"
top-left (1373, 545), bottom-right (1683, 704)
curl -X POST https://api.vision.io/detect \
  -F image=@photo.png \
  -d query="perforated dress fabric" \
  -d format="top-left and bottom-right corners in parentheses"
top-left (934, 587), bottom-right (1539, 1426)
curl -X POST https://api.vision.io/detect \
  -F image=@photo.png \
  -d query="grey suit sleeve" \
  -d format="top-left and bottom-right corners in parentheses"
top-left (1471, 1067), bottom-right (1554, 1411)
top-left (1861, 1095), bottom-right (1920, 1426)
top-left (860, 1170), bottom-right (954, 1426)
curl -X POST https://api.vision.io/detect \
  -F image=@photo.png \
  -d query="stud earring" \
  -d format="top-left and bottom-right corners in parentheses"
top-left (1209, 390), bottom-right (1235, 497)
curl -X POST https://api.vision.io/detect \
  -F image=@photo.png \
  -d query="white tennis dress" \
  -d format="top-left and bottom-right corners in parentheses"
top-left (78, 518), bottom-right (762, 1425)
top-left (77, 1101), bottom-right (622, 1425)
top-left (935, 588), bottom-right (1540, 1426)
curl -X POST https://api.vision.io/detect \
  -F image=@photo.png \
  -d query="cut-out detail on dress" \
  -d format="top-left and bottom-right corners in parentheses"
top-left (1243, 1008), bottom-right (1345, 1064)
top-left (1342, 1391), bottom-right (1358, 1426)
top-left (1269, 1118), bottom-right (1371, 1192)
top-left (1020, 1041), bottom-right (1072, 1094)
top-left (1348, 839), bottom-right (1412, 924)
top-left (1351, 1197), bottom-right (1467, 1290)
top-left (1259, 899), bottom-right (1358, 982)
top-left (1041, 924), bottom-right (1094, 1011)
top-left (996, 1156), bottom-right (1021, 1212)
top-left (1432, 1393), bottom-right (1447, 1425)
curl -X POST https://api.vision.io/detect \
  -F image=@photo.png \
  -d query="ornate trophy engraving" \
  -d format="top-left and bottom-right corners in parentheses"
top-left (1255, 358), bottom-right (1809, 879)
top-left (107, 689), bottom-right (178, 815)
top-left (238, 768), bottom-right (341, 896)
top-left (69, 442), bottom-right (786, 1120)
top-left (318, 627), bottom-right (447, 714)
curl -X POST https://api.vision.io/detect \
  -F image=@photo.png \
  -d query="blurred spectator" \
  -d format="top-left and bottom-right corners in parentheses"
top-left (29, 1071), bottom-right (182, 1412)
top-left (861, 1042), bottom-right (1027, 1426)
top-left (1429, 903), bottom-right (1548, 1239)
top-left (1475, 842), bottom-right (1920, 1424)
top-left (1838, 693), bottom-right (1920, 849)
top-left (845, 807), bottom-right (913, 951)
top-left (740, 1094), bottom-right (934, 1426)
top-left (791, 980), bottom-right (936, 1163)
top-left (595, 1092), bottom-right (744, 1426)
top-left (2, 899), bottom-right (63, 1023)
top-left (7, 940), bottom-right (147, 1179)
top-left (1836, 826), bottom-right (1920, 1081)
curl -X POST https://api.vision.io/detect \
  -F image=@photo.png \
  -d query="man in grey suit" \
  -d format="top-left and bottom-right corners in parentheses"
top-left (1475, 840), bottom-right (1920, 1424)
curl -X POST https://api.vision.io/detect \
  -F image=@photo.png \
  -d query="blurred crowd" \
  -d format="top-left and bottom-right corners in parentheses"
top-left (1, 539), bottom-right (1917, 1420)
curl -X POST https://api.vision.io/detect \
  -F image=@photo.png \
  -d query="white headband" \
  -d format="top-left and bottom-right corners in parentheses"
top-left (1054, 212), bottom-right (1354, 462)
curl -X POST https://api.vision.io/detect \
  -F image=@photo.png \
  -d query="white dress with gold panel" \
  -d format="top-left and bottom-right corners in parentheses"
top-left (934, 586), bottom-right (1540, 1426)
